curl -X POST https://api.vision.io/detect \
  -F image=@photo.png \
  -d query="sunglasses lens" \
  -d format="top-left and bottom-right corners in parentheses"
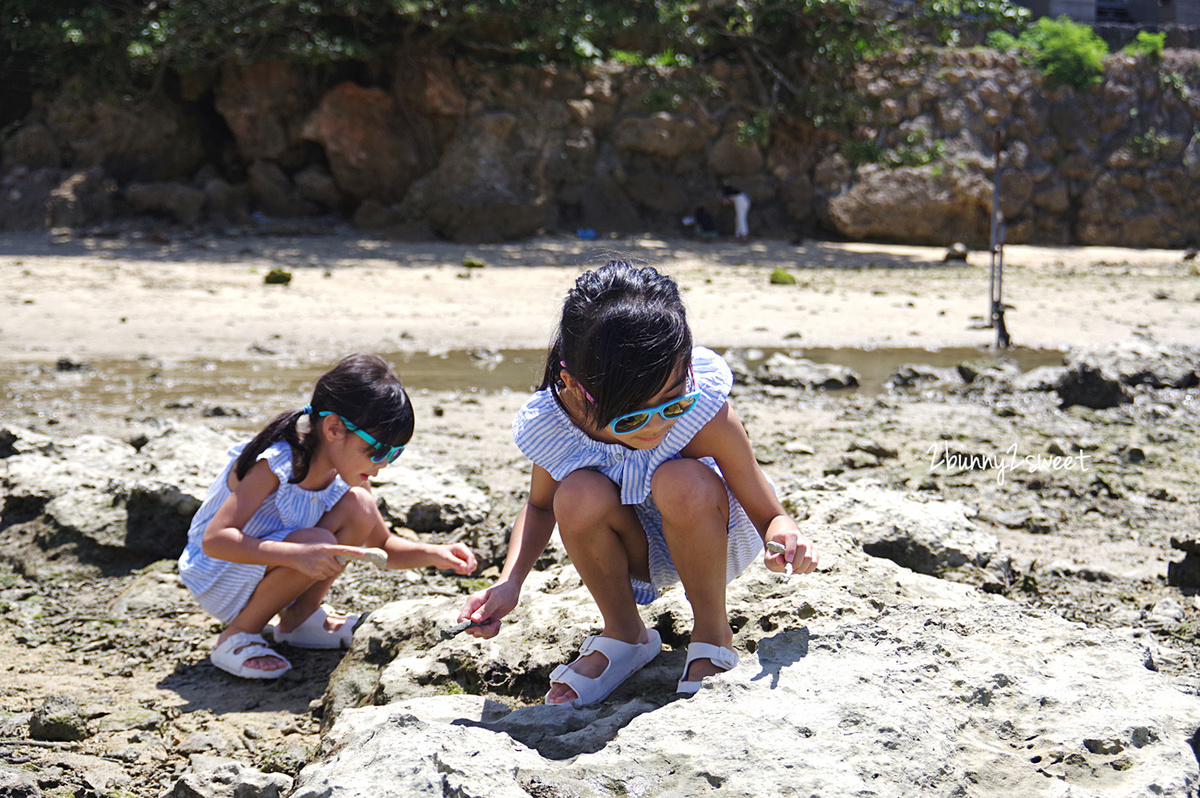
top-left (371, 446), bottom-right (402, 465)
top-left (612, 413), bottom-right (650, 434)
top-left (662, 395), bottom-right (698, 419)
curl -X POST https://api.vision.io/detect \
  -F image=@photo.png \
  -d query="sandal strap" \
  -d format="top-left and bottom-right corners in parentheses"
top-left (683, 642), bottom-right (739, 671)
top-left (224, 632), bottom-right (281, 658)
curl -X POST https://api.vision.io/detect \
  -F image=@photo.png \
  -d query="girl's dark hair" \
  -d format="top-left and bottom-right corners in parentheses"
top-left (235, 353), bottom-right (414, 482)
top-left (540, 260), bottom-right (692, 429)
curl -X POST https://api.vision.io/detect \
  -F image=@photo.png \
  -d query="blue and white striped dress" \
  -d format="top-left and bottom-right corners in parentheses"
top-left (512, 346), bottom-right (765, 604)
top-left (178, 440), bottom-right (352, 623)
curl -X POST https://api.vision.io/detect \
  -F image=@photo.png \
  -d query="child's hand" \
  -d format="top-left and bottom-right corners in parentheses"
top-left (295, 543), bottom-right (361, 582)
top-left (431, 542), bottom-right (477, 575)
top-left (764, 531), bottom-right (819, 577)
top-left (457, 580), bottom-right (520, 639)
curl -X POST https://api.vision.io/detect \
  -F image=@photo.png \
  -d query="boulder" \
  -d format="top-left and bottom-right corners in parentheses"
top-left (0, 426), bottom-right (229, 564)
top-left (163, 756), bottom-right (292, 798)
top-left (300, 82), bottom-right (424, 203)
top-left (1056, 342), bottom-right (1200, 409)
top-left (884, 363), bottom-right (959, 391)
top-left (826, 165), bottom-right (992, 247)
top-left (0, 766), bottom-right (41, 798)
top-left (29, 695), bottom-right (89, 742)
top-left (398, 113), bottom-right (549, 242)
top-left (47, 168), bottom-right (117, 229)
top-left (371, 465), bottom-right (488, 534)
top-left (2, 122), bottom-right (62, 170)
top-left (754, 353), bottom-right (859, 390)
top-left (610, 112), bottom-right (710, 158)
top-left (301, 486), bottom-right (1200, 797)
top-left (214, 60), bottom-right (313, 164)
top-left (42, 90), bottom-right (205, 181)
top-left (797, 481), bottom-right (998, 575)
top-left (0, 167), bottom-right (117, 231)
top-left (247, 159), bottom-right (315, 217)
top-left (125, 181), bottom-right (206, 225)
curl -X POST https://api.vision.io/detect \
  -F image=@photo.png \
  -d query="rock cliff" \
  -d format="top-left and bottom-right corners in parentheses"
top-left (4, 49), bottom-right (1200, 246)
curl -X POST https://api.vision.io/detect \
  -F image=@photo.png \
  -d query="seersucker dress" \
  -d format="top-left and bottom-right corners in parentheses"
top-left (178, 440), bottom-right (351, 623)
top-left (512, 346), bottom-right (765, 604)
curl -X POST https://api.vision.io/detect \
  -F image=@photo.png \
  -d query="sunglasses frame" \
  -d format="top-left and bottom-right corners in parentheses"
top-left (607, 389), bottom-right (702, 434)
top-left (317, 411), bottom-right (404, 464)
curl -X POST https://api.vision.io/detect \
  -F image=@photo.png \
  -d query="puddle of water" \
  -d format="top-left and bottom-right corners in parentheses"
top-left (0, 346), bottom-right (1063, 434)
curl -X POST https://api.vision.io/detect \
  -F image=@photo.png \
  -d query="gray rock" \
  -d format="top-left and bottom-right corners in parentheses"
top-left (371, 464), bottom-right (488, 533)
top-left (302, 485), bottom-right (1200, 796)
top-left (1056, 342), bottom-right (1200, 409)
top-left (755, 353), bottom-right (859, 390)
top-left (29, 695), bottom-right (89, 742)
top-left (1012, 364), bottom-right (1067, 392)
top-left (884, 363), bottom-right (959, 391)
top-left (0, 765), bottom-right (42, 797)
top-left (802, 481), bottom-right (997, 575)
top-left (163, 757), bottom-right (292, 798)
top-left (0, 425), bottom-right (233, 563)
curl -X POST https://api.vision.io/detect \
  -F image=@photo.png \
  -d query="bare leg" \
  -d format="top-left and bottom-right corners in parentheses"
top-left (276, 487), bottom-right (380, 632)
top-left (217, 487), bottom-right (379, 672)
top-left (652, 459), bottom-right (734, 682)
top-left (545, 470), bottom-right (652, 705)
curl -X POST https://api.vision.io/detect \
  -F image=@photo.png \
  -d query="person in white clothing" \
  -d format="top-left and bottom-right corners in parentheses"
top-left (179, 353), bottom-right (476, 679)
top-left (456, 261), bottom-right (819, 707)
top-left (722, 184), bottom-right (751, 242)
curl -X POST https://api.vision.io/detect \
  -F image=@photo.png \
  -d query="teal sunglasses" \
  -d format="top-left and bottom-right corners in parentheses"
top-left (608, 389), bottom-right (701, 434)
top-left (317, 411), bottom-right (405, 464)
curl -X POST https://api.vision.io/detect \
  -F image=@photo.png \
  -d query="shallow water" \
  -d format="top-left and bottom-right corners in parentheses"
top-left (0, 346), bottom-right (1064, 438)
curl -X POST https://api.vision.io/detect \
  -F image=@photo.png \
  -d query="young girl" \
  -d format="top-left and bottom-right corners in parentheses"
top-left (458, 261), bottom-right (818, 706)
top-left (180, 353), bottom-right (477, 679)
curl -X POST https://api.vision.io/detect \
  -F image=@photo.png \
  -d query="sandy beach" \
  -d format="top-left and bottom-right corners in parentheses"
top-left (3, 232), bottom-right (1198, 368)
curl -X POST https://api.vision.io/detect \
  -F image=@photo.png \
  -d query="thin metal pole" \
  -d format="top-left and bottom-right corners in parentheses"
top-left (990, 129), bottom-right (1008, 349)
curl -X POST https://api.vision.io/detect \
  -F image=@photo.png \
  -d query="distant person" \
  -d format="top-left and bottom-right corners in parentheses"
top-left (179, 353), bottom-right (476, 679)
top-left (682, 207), bottom-right (719, 239)
top-left (721, 185), bottom-right (751, 243)
top-left (456, 261), bottom-right (819, 707)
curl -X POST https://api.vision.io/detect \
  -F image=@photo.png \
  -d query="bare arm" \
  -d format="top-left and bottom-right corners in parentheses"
top-left (683, 402), bottom-right (819, 575)
top-left (201, 459), bottom-right (369, 581)
top-left (459, 464), bottom-right (560, 636)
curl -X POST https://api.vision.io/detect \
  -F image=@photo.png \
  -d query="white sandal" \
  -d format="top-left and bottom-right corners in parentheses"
top-left (546, 629), bottom-right (662, 708)
top-left (676, 642), bottom-right (739, 695)
top-left (210, 632), bottom-right (292, 679)
top-left (273, 605), bottom-right (359, 649)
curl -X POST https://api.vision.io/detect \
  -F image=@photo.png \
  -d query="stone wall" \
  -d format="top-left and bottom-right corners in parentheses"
top-left (2, 48), bottom-right (1199, 246)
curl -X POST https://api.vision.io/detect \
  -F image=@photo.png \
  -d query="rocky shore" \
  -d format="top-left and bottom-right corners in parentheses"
top-left (1, 234), bottom-right (1199, 796)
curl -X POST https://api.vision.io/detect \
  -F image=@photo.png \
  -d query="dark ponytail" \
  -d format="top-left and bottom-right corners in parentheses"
top-left (540, 260), bottom-right (692, 429)
top-left (235, 353), bottom-right (413, 482)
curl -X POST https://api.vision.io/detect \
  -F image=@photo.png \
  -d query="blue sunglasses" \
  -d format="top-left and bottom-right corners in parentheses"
top-left (608, 390), bottom-right (702, 434)
top-left (317, 411), bottom-right (405, 464)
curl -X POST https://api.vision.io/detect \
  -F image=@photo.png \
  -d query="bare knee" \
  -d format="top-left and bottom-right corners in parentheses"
top-left (553, 470), bottom-right (620, 539)
top-left (651, 460), bottom-right (729, 530)
top-left (285, 527), bottom-right (337, 545)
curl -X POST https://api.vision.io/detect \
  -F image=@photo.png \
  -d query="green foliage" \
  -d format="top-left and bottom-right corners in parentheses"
top-left (737, 112), bottom-right (772, 147)
top-left (907, 0), bottom-right (1031, 47)
top-left (1160, 70), bottom-right (1191, 101)
top-left (1131, 127), bottom-right (1172, 159)
top-left (842, 138), bottom-right (883, 166)
top-left (0, 0), bottom-right (1041, 136)
top-left (842, 128), bottom-right (946, 169)
top-left (985, 30), bottom-right (1020, 52)
top-left (1017, 16), bottom-right (1108, 91)
top-left (1122, 30), bottom-right (1165, 62)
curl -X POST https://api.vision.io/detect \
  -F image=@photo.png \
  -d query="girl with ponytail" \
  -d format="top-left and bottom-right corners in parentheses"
top-left (179, 353), bottom-right (476, 679)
